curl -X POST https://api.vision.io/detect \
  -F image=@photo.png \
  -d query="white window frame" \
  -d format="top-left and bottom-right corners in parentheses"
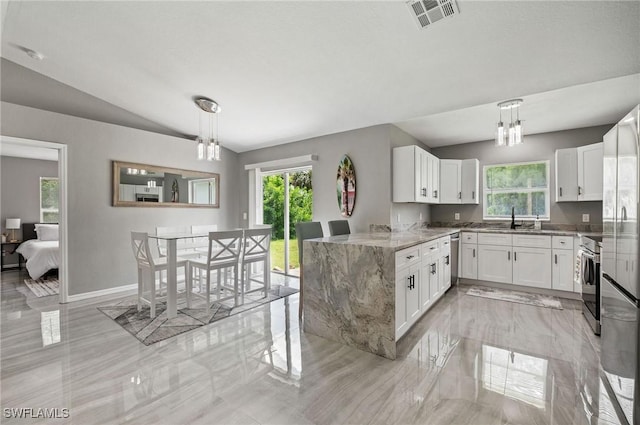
top-left (39, 177), bottom-right (59, 223)
top-left (483, 160), bottom-right (550, 221)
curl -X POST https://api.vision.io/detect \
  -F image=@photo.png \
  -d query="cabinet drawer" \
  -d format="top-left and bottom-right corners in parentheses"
top-left (461, 232), bottom-right (477, 244)
top-left (552, 236), bottom-right (574, 250)
top-left (438, 236), bottom-right (451, 250)
top-left (478, 233), bottom-right (512, 246)
top-left (421, 240), bottom-right (439, 259)
top-left (512, 234), bottom-right (551, 249)
top-left (396, 245), bottom-right (421, 268)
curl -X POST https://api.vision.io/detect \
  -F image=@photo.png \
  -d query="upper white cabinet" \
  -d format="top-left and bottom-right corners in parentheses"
top-left (393, 146), bottom-right (439, 204)
top-left (577, 143), bottom-right (604, 201)
top-left (555, 142), bottom-right (603, 202)
top-left (439, 159), bottom-right (479, 204)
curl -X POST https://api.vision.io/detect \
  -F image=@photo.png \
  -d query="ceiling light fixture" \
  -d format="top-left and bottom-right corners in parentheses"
top-left (495, 99), bottom-right (523, 147)
top-left (195, 97), bottom-right (222, 161)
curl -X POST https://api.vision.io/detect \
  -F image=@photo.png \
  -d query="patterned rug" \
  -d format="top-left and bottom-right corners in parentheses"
top-left (98, 285), bottom-right (299, 345)
top-left (465, 285), bottom-right (563, 310)
top-left (24, 278), bottom-right (59, 297)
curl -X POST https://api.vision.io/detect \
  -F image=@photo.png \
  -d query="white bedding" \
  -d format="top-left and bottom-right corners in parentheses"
top-left (16, 240), bottom-right (59, 280)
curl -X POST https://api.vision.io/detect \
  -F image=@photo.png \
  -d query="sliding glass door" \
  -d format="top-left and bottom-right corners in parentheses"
top-left (261, 167), bottom-right (312, 276)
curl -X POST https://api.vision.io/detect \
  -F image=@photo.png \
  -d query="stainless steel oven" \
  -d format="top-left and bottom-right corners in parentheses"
top-left (580, 235), bottom-right (601, 335)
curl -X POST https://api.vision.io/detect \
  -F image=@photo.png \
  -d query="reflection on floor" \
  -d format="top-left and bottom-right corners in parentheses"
top-left (0, 270), bottom-right (620, 424)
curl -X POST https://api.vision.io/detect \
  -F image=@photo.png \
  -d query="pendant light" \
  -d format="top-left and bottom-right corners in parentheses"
top-left (195, 97), bottom-right (222, 161)
top-left (495, 99), bottom-right (523, 147)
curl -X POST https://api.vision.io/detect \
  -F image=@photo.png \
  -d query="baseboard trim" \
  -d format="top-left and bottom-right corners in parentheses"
top-left (458, 278), bottom-right (582, 300)
top-left (66, 283), bottom-right (137, 303)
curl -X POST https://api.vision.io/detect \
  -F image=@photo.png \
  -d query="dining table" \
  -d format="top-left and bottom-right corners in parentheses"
top-left (147, 232), bottom-right (208, 319)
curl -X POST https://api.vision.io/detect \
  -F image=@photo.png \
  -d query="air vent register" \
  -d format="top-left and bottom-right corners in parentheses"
top-left (407, 0), bottom-right (459, 29)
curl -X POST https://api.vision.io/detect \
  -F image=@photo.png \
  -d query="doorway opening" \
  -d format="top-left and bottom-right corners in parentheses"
top-left (260, 167), bottom-right (312, 276)
top-left (0, 136), bottom-right (69, 303)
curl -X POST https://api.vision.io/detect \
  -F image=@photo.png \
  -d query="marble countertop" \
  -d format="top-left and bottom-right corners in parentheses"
top-left (307, 227), bottom-right (602, 251)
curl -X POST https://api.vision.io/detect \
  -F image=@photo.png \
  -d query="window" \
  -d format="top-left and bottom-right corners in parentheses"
top-left (483, 161), bottom-right (550, 220)
top-left (40, 177), bottom-right (59, 223)
top-left (188, 178), bottom-right (217, 204)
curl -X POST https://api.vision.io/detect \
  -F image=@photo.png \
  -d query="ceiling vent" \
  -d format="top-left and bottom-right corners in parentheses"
top-left (407, 0), bottom-right (459, 29)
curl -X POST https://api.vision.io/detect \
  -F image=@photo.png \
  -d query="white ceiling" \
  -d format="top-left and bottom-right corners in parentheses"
top-left (1, 1), bottom-right (639, 152)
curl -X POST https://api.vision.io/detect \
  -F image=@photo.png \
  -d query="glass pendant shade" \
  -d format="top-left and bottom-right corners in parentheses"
top-left (214, 140), bottom-right (221, 161)
top-left (508, 123), bottom-right (516, 147)
top-left (514, 119), bottom-right (523, 144)
top-left (495, 121), bottom-right (505, 146)
top-left (196, 137), bottom-right (205, 160)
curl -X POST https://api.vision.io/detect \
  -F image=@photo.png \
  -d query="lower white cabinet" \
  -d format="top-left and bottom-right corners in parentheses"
top-left (552, 249), bottom-right (574, 291)
top-left (396, 263), bottom-right (421, 339)
top-left (512, 247), bottom-right (552, 289)
top-left (478, 244), bottom-right (512, 284)
top-left (439, 242), bottom-right (451, 291)
top-left (461, 243), bottom-right (477, 279)
top-left (426, 256), bottom-right (440, 301)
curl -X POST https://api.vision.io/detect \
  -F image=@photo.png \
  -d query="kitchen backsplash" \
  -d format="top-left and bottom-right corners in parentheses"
top-left (371, 221), bottom-right (603, 233)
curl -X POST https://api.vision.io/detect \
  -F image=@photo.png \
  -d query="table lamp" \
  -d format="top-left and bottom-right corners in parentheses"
top-left (6, 218), bottom-right (21, 242)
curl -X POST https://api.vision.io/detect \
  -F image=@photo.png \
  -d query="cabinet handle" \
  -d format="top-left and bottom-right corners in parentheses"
top-left (406, 255), bottom-right (414, 260)
top-left (578, 186), bottom-right (582, 195)
top-left (559, 187), bottom-right (563, 197)
top-left (445, 255), bottom-right (450, 265)
top-left (560, 241), bottom-right (565, 245)
top-left (430, 246), bottom-right (436, 250)
top-left (507, 251), bottom-right (510, 261)
top-left (433, 190), bottom-right (438, 198)
top-left (472, 191), bottom-right (475, 199)
top-left (473, 248), bottom-right (476, 258)
top-left (458, 191), bottom-right (462, 199)
top-left (431, 263), bottom-right (437, 275)
top-left (555, 254), bottom-right (557, 265)
top-left (514, 252), bottom-right (517, 262)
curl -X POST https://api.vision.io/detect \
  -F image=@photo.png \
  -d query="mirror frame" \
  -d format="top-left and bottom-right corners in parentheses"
top-left (112, 160), bottom-right (220, 208)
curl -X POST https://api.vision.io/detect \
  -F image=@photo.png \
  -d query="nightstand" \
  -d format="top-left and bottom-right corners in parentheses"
top-left (1, 242), bottom-right (23, 271)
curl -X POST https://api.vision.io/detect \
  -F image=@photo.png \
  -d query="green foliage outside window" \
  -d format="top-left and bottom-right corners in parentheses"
top-left (262, 170), bottom-right (312, 240)
top-left (40, 178), bottom-right (59, 223)
top-left (484, 162), bottom-right (549, 219)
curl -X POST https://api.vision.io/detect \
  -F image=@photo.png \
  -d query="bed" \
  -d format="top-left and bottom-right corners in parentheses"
top-left (15, 223), bottom-right (59, 280)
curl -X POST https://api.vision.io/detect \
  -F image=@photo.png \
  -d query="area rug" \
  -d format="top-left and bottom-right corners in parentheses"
top-left (24, 278), bottom-right (59, 297)
top-left (97, 285), bottom-right (299, 345)
top-left (465, 285), bottom-right (563, 310)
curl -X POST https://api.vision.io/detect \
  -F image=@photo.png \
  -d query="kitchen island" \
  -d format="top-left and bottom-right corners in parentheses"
top-left (302, 229), bottom-right (458, 360)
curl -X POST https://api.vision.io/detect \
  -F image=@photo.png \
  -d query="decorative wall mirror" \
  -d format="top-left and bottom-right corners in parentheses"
top-left (112, 161), bottom-right (219, 208)
top-left (336, 155), bottom-right (356, 217)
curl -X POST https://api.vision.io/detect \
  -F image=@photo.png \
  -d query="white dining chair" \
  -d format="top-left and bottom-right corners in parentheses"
top-left (131, 232), bottom-right (190, 318)
top-left (186, 230), bottom-right (243, 309)
top-left (240, 227), bottom-right (272, 302)
top-left (191, 225), bottom-right (218, 254)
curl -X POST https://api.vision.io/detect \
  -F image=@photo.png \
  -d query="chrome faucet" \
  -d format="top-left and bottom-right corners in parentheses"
top-left (511, 207), bottom-right (522, 230)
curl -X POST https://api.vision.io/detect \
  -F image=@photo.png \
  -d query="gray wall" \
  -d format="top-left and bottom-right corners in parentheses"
top-left (1, 156), bottom-right (58, 239)
top-left (429, 125), bottom-right (613, 225)
top-left (1, 101), bottom-right (240, 296)
top-left (238, 125), bottom-right (392, 235)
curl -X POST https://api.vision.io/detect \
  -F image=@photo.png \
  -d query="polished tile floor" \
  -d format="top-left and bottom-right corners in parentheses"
top-left (1, 270), bottom-right (621, 424)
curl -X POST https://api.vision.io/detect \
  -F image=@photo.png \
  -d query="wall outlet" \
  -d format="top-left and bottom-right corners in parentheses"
top-left (582, 214), bottom-right (590, 223)
top-left (454, 212), bottom-right (460, 220)
top-left (242, 212), bottom-right (247, 220)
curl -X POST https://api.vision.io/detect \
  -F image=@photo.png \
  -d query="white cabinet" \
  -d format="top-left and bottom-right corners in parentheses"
top-left (438, 159), bottom-right (479, 204)
top-left (512, 247), bottom-right (552, 289)
top-left (478, 244), bottom-right (512, 284)
top-left (393, 146), bottom-right (439, 204)
top-left (427, 258), bottom-right (440, 301)
top-left (439, 160), bottom-right (461, 204)
top-left (439, 238), bottom-right (451, 291)
top-left (427, 153), bottom-right (439, 204)
top-left (555, 148), bottom-right (578, 201)
top-left (460, 242), bottom-right (477, 279)
top-left (555, 142), bottom-right (603, 202)
top-left (119, 184), bottom-right (136, 201)
top-left (135, 185), bottom-right (161, 195)
top-left (577, 143), bottom-right (603, 201)
top-left (552, 249), bottom-right (574, 292)
top-left (395, 262), bottom-right (421, 339)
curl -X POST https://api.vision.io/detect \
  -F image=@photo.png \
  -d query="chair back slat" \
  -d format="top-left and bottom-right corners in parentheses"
top-left (206, 230), bottom-right (243, 265)
top-left (131, 231), bottom-right (155, 267)
top-left (242, 227), bottom-right (271, 260)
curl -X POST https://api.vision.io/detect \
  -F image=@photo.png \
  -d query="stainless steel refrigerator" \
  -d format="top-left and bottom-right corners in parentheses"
top-left (601, 104), bottom-right (640, 425)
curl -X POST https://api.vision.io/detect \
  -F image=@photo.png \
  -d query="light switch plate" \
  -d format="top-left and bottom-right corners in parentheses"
top-left (242, 212), bottom-right (247, 220)
top-left (454, 213), bottom-right (460, 220)
top-left (582, 214), bottom-right (590, 222)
